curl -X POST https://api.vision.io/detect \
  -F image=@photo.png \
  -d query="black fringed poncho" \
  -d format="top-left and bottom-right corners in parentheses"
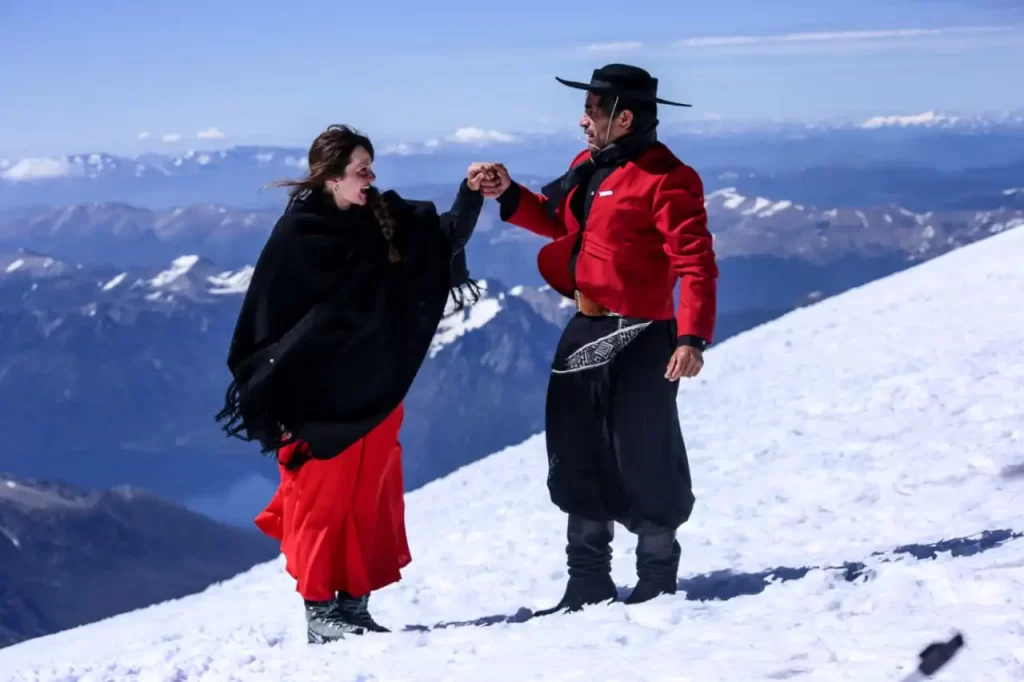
top-left (216, 180), bottom-right (483, 465)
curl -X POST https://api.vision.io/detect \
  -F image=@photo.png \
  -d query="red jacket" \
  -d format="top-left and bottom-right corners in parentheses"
top-left (501, 142), bottom-right (718, 343)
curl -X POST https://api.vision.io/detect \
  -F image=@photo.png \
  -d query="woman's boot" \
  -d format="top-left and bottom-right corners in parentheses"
top-left (335, 591), bottom-right (391, 633)
top-left (304, 598), bottom-right (363, 644)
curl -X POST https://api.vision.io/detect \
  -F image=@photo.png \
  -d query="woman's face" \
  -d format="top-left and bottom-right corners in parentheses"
top-left (327, 146), bottom-right (376, 208)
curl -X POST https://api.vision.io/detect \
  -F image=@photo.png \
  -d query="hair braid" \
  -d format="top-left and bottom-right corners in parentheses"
top-left (368, 188), bottom-right (401, 263)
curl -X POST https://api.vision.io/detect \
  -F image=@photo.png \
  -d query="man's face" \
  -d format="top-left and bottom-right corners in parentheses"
top-left (579, 92), bottom-right (628, 150)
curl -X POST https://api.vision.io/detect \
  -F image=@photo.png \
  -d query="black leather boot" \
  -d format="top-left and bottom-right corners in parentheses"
top-left (335, 591), bottom-right (391, 633)
top-left (624, 530), bottom-right (680, 605)
top-left (535, 515), bottom-right (618, 616)
top-left (304, 598), bottom-right (364, 644)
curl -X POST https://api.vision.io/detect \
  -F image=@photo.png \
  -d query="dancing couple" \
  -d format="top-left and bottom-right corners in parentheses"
top-left (217, 63), bottom-right (718, 643)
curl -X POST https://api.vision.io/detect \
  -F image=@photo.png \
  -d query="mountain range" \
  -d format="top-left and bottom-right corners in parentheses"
top-left (3, 118), bottom-right (1024, 210)
top-left (0, 473), bottom-right (278, 649)
top-left (3, 178), bottom-right (1022, 526)
top-left (2, 185), bottom-right (1021, 307)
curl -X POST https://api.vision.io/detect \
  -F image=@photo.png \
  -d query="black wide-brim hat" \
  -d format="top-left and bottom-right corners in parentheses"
top-left (555, 63), bottom-right (691, 107)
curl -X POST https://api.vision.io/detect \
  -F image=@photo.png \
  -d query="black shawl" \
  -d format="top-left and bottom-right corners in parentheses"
top-left (216, 180), bottom-right (483, 468)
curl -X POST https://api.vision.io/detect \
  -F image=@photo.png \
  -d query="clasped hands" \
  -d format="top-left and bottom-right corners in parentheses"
top-left (467, 162), bottom-right (511, 199)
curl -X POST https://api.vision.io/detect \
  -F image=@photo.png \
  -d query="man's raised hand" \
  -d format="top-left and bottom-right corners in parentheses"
top-left (467, 162), bottom-right (511, 198)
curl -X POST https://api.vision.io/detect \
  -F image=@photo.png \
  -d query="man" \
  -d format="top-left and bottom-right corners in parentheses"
top-left (479, 63), bottom-right (718, 612)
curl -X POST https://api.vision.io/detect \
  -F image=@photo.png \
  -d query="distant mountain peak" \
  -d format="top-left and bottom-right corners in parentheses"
top-left (706, 186), bottom-right (804, 218)
top-left (207, 266), bottom-right (254, 295)
top-left (150, 254), bottom-right (202, 287)
top-left (1, 251), bottom-right (76, 277)
top-left (859, 111), bottom-right (960, 129)
top-left (432, 279), bottom-right (505, 357)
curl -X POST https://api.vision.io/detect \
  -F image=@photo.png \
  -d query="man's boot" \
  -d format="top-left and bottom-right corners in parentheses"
top-left (535, 515), bottom-right (618, 616)
top-left (624, 530), bottom-right (681, 605)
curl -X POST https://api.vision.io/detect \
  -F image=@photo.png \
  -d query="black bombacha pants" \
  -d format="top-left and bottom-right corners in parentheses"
top-left (545, 313), bottom-right (695, 535)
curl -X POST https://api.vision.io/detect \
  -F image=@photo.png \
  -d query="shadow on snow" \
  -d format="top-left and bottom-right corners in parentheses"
top-left (1001, 461), bottom-right (1024, 479)
top-left (403, 528), bottom-right (1023, 632)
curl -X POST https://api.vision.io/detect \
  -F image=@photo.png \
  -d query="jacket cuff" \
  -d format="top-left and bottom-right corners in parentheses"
top-left (677, 335), bottom-right (709, 351)
top-left (456, 177), bottom-right (483, 206)
top-left (496, 183), bottom-right (522, 221)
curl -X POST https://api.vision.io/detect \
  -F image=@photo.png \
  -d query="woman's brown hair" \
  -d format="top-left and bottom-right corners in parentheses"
top-left (269, 124), bottom-right (400, 262)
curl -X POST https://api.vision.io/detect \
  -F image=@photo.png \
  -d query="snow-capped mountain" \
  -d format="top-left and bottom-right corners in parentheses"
top-left (3, 118), bottom-right (1024, 210)
top-left (705, 186), bottom-right (1024, 262)
top-left (2, 204), bottom-right (1022, 680)
top-left (1, 173), bottom-right (1021, 524)
top-left (0, 251), bottom-right (254, 314)
top-left (0, 143), bottom-right (566, 210)
top-left (855, 109), bottom-right (1024, 130)
top-left (0, 473), bottom-right (278, 649)
top-left (0, 255), bottom-right (571, 527)
top-left (0, 148), bottom-right (306, 183)
top-left (3, 185), bottom-right (1021, 295)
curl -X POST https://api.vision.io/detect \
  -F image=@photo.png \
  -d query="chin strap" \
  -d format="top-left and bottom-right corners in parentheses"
top-left (601, 96), bottom-right (619, 148)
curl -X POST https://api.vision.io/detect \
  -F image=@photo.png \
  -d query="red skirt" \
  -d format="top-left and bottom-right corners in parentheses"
top-left (253, 404), bottom-right (411, 601)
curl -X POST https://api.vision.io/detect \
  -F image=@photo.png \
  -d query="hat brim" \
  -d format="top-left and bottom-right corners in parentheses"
top-left (554, 76), bottom-right (691, 107)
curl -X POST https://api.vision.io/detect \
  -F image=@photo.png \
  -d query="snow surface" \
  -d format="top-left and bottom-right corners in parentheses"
top-left (100, 272), bottom-right (127, 291)
top-left (3, 228), bottom-right (1024, 680)
top-left (207, 267), bottom-right (254, 295)
top-left (149, 255), bottom-right (200, 287)
top-left (707, 187), bottom-right (802, 218)
top-left (429, 280), bottom-right (502, 356)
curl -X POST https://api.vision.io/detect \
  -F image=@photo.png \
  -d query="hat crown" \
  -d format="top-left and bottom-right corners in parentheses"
top-left (593, 64), bottom-right (657, 92)
top-left (554, 62), bottom-right (690, 107)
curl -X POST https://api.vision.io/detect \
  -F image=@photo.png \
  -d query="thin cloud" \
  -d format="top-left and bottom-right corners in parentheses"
top-left (137, 131), bottom-right (151, 140)
top-left (380, 142), bottom-right (416, 156)
top-left (447, 127), bottom-right (516, 144)
top-left (196, 127), bottom-right (225, 139)
top-left (581, 41), bottom-right (644, 53)
top-left (162, 133), bottom-right (181, 143)
top-left (674, 25), bottom-right (1017, 50)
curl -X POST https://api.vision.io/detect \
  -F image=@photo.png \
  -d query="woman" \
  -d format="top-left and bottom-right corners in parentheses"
top-left (215, 124), bottom-right (489, 643)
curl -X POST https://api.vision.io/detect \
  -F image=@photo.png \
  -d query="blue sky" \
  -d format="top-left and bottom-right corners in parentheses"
top-left (1, 0), bottom-right (1022, 157)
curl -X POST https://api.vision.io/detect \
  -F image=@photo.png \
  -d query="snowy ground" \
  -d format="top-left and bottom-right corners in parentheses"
top-left (2, 227), bottom-right (1023, 680)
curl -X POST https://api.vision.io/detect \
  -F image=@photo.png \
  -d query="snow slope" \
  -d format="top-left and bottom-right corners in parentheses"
top-left (3, 228), bottom-right (1024, 680)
